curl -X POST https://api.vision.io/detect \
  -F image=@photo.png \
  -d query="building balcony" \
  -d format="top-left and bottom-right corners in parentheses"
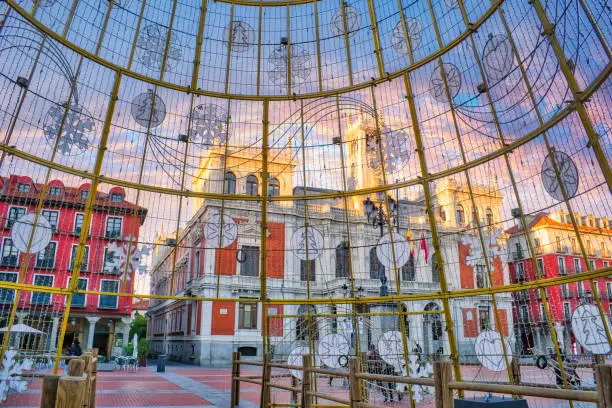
top-left (512, 251), bottom-right (524, 260)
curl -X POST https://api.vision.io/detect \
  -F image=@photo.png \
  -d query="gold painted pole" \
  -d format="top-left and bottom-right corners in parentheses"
top-left (224, 4), bottom-right (236, 95)
top-left (340, 0), bottom-right (354, 87)
top-left (286, 5), bottom-right (292, 96)
top-left (313, 0), bottom-right (323, 93)
top-left (260, 99), bottom-right (270, 360)
top-left (61, 0), bottom-right (78, 38)
top-left (126, 0), bottom-right (147, 71)
top-left (93, 1), bottom-right (114, 56)
top-left (256, 0), bottom-right (263, 95)
top-left (366, 0), bottom-right (384, 78)
top-left (191, 0), bottom-right (208, 91)
top-left (159, 0), bottom-right (179, 81)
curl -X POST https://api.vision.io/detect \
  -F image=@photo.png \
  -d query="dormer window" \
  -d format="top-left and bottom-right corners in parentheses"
top-left (18, 183), bottom-right (30, 193)
top-left (111, 193), bottom-right (123, 203)
top-left (81, 190), bottom-right (89, 199)
top-left (49, 186), bottom-right (62, 197)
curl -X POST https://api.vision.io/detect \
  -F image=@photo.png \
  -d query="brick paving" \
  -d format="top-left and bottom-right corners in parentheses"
top-left (1, 362), bottom-right (601, 408)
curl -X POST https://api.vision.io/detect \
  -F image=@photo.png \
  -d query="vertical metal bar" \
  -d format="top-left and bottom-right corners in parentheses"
top-left (403, 68), bottom-right (464, 387)
top-left (577, 0), bottom-right (611, 59)
top-left (340, 0), bottom-right (354, 86)
top-left (260, 99), bottom-right (270, 369)
top-left (159, 0), bottom-right (179, 81)
top-left (93, 1), bottom-right (114, 56)
top-left (396, 0), bottom-right (415, 65)
top-left (286, 5), bottom-right (292, 96)
top-left (127, 0), bottom-right (147, 71)
top-left (366, 0), bottom-right (384, 77)
top-left (191, 0), bottom-right (208, 91)
top-left (256, 1), bottom-right (263, 95)
top-left (530, 0), bottom-right (612, 194)
top-left (224, 4), bottom-right (235, 94)
top-left (54, 72), bottom-right (123, 371)
top-left (61, 0), bottom-right (78, 39)
top-left (313, 0), bottom-right (323, 93)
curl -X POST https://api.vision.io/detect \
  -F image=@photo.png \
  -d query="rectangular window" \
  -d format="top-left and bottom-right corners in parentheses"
top-left (103, 247), bottom-right (119, 274)
top-left (0, 272), bottom-right (17, 304)
top-left (577, 281), bottom-right (585, 297)
top-left (520, 305), bottom-right (529, 322)
top-left (69, 278), bottom-right (87, 308)
top-left (6, 207), bottom-right (26, 229)
top-left (31, 275), bottom-right (53, 305)
top-left (604, 261), bottom-right (610, 269)
top-left (18, 183), bottom-right (30, 193)
top-left (70, 245), bottom-right (89, 271)
top-left (537, 258), bottom-right (545, 277)
top-left (41, 210), bottom-right (59, 232)
top-left (105, 216), bottom-right (122, 238)
top-left (110, 193), bottom-right (123, 203)
top-left (35, 242), bottom-right (57, 269)
top-left (478, 307), bottom-right (490, 332)
top-left (516, 262), bottom-right (525, 281)
top-left (1, 238), bottom-right (18, 267)
top-left (608, 283), bottom-right (612, 299)
top-left (562, 283), bottom-right (570, 298)
top-left (239, 302), bottom-right (258, 329)
top-left (240, 246), bottom-right (259, 277)
top-left (539, 303), bottom-right (546, 321)
top-left (564, 303), bottom-right (571, 320)
top-left (589, 260), bottom-right (595, 270)
top-left (300, 259), bottom-right (316, 281)
top-left (558, 257), bottom-right (566, 275)
top-left (74, 213), bottom-right (84, 234)
top-left (574, 258), bottom-right (581, 274)
top-left (475, 265), bottom-right (488, 288)
top-left (81, 190), bottom-right (88, 199)
top-left (99, 280), bottom-right (119, 309)
top-left (49, 186), bottom-right (61, 197)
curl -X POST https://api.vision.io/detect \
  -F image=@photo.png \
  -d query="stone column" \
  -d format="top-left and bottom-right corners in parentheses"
top-left (86, 316), bottom-right (100, 350)
top-left (15, 311), bottom-right (28, 323)
top-left (48, 317), bottom-right (60, 351)
top-left (121, 317), bottom-right (132, 346)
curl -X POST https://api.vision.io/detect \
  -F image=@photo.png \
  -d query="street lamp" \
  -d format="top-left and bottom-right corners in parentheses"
top-left (363, 192), bottom-right (400, 297)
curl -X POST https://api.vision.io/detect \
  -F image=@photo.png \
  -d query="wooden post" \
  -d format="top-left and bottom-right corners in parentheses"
top-left (595, 364), bottom-right (612, 408)
top-left (291, 374), bottom-right (298, 404)
top-left (89, 358), bottom-right (98, 408)
top-left (349, 358), bottom-right (362, 408)
top-left (359, 351), bottom-right (369, 402)
top-left (230, 351), bottom-right (241, 408)
top-left (67, 359), bottom-right (85, 377)
top-left (40, 375), bottom-right (60, 408)
top-left (301, 355), bottom-right (312, 408)
top-left (595, 354), bottom-right (606, 365)
top-left (511, 355), bottom-right (521, 384)
top-left (433, 361), bottom-right (453, 408)
top-left (81, 353), bottom-right (92, 407)
top-left (260, 354), bottom-right (271, 408)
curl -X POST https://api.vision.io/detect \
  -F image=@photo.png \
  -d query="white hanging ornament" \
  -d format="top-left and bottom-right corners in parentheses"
top-left (0, 349), bottom-right (33, 402)
top-left (11, 213), bottom-right (52, 253)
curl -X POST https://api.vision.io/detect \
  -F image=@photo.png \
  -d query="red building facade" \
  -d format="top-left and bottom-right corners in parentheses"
top-left (506, 211), bottom-right (612, 354)
top-left (0, 175), bottom-right (147, 357)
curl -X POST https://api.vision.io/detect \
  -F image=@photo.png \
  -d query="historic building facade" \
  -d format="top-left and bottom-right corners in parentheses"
top-left (0, 174), bottom-right (147, 357)
top-left (147, 117), bottom-right (514, 366)
top-left (506, 211), bottom-right (612, 354)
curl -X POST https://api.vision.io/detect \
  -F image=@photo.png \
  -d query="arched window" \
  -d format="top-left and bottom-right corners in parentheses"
top-left (485, 208), bottom-right (493, 226)
top-left (246, 174), bottom-right (258, 195)
top-left (456, 205), bottom-right (465, 225)
top-left (369, 248), bottom-right (384, 279)
top-left (224, 171), bottom-right (236, 194)
top-left (335, 242), bottom-right (350, 278)
top-left (402, 254), bottom-right (415, 281)
top-left (268, 177), bottom-right (280, 196)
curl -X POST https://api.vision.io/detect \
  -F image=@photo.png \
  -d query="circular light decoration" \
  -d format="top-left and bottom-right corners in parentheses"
top-left (288, 346), bottom-right (309, 379)
top-left (136, 24), bottom-right (182, 72)
top-left (11, 213), bottom-right (53, 254)
top-left (475, 330), bottom-right (512, 371)
top-left (43, 102), bottom-right (95, 156)
top-left (391, 18), bottom-right (422, 55)
top-left (330, 6), bottom-right (361, 37)
top-left (377, 330), bottom-right (404, 372)
top-left (541, 150), bottom-right (579, 202)
top-left (482, 34), bottom-right (515, 81)
top-left (191, 104), bottom-right (229, 147)
top-left (204, 214), bottom-right (238, 249)
top-left (571, 304), bottom-right (611, 354)
top-left (224, 21), bottom-right (255, 53)
top-left (290, 226), bottom-right (324, 261)
top-left (131, 90), bottom-right (167, 128)
top-left (429, 63), bottom-right (462, 103)
top-left (376, 232), bottom-right (411, 269)
top-left (317, 334), bottom-right (350, 369)
top-left (268, 45), bottom-right (313, 90)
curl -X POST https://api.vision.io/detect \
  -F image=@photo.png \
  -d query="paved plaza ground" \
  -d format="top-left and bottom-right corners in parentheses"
top-left (1, 362), bottom-right (598, 408)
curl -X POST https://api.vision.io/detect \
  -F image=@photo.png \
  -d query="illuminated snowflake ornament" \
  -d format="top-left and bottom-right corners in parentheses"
top-left (0, 349), bottom-right (33, 402)
top-left (224, 21), bottom-right (255, 53)
top-left (330, 6), bottom-right (361, 37)
top-left (136, 24), bottom-right (182, 72)
top-left (43, 103), bottom-right (95, 156)
top-left (482, 34), bottom-right (514, 81)
top-left (268, 45), bottom-right (313, 90)
top-left (366, 128), bottom-right (412, 174)
top-left (191, 104), bottom-right (229, 147)
top-left (392, 18), bottom-right (422, 55)
top-left (460, 227), bottom-right (505, 269)
top-left (104, 237), bottom-right (141, 281)
top-left (541, 150), bottom-right (579, 202)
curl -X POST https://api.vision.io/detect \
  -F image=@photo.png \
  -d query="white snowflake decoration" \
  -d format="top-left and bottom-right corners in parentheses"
top-left (43, 103), bottom-right (95, 156)
top-left (404, 353), bottom-right (433, 402)
top-left (191, 104), bottom-right (229, 147)
top-left (104, 237), bottom-right (141, 281)
top-left (391, 18), bottom-right (422, 55)
top-left (0, 349), bottom-right (33, 402)
top-left (268, 45), bottom-right (313, 90)
top-left (366, 128), bottom-right (412, 174)
top-left (460, 227), bottom-right (505, 269)
top-left (136, 24), bottom-right (182, 72)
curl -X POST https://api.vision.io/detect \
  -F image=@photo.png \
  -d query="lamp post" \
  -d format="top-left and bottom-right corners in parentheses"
top-left (362, 191), bottom-right (400, 297)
